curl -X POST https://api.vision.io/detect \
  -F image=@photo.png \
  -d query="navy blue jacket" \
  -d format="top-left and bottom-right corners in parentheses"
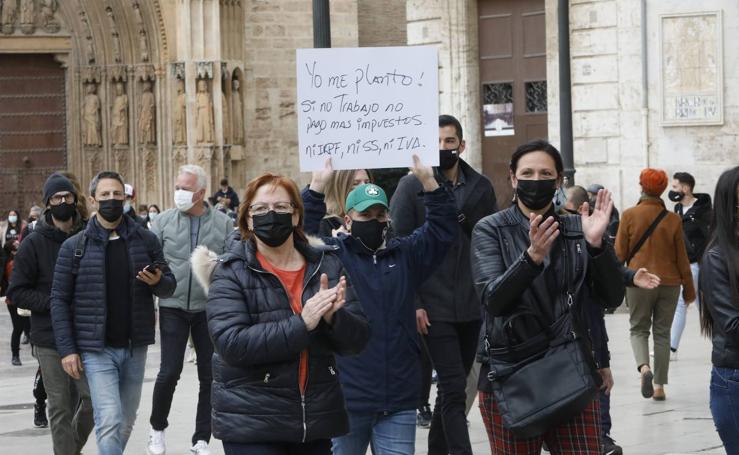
top-left (50, 215), bottom-right (176, 358)
top-left (302, 186), bottom-right (458, 413)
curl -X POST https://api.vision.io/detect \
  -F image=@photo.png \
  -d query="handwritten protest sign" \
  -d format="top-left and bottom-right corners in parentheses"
top-left (297, 46), bottom-right (438, 171)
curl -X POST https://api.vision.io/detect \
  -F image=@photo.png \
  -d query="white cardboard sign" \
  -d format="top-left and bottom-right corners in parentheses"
top-left (296, 46), bottom-right (439, 171)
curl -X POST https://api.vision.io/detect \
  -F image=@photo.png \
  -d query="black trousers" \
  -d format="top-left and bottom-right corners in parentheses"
top-left (149, 307), bottom-right (213, 445)
top-left (426, 320), bottom-right (481, 455)
top-left (33, 366), bottom-right (47, 406)
top-left (7, 303), bottom-right (30, 357)
top-left (419, 337), bottom-right (433, 408)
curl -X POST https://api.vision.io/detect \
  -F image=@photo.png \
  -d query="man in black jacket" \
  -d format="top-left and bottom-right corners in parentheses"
top-left (8, 172), bottom-right (94, 455)
top-left (390, 115), bottom-right (498, 455)
top-left (50, 171), bottom-right (176, 455)
top-left (213, 178), bottom-right (240, 211)
top-left (668, 172), bottom-right (712, 358)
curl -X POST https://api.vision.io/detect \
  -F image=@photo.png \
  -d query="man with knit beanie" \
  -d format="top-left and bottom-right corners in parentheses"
top-left (614, 168), bottom-right (696, 401)
top-left (7, 172), bottom-right (94, 454)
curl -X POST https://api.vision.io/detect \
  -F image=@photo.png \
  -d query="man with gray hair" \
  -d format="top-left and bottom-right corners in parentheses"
top-left (147, 164), bottom-right (233, 455)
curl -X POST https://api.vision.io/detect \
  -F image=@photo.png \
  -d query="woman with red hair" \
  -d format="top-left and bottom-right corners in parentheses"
top-left (615, 168), bottom-right (696, 401)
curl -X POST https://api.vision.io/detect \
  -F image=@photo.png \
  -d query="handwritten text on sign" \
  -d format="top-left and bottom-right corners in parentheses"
top-left (297, 46), bottom-right (438, 171)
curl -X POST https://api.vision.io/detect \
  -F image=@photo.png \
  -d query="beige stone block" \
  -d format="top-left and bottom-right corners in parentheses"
top-left (573, 83), bottom-right (620, 111)
top-left (572, 55), bottom-right (619, 84)
top-left (406, 0), bottom-right (442, 22)
top-left (573, 110), bottom-right (620, 137)
top-left (571, 28), bottom-right (618, 57)
top-left (571, 1), bottom-right (618, 30)
top-left (407, 19), bottom-right (441, 45)
top-left (574, 137), bottom-right (608, 164)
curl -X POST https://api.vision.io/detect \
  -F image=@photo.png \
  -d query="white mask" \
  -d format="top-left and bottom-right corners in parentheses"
top-left (123, 201), bottom-right (132, 213)
top-left (148, 212), bottom-right (158, 220)
top-left (8, 215), bottom-right (18, 224)
top-left (174, 189), bottom-right (195, 212)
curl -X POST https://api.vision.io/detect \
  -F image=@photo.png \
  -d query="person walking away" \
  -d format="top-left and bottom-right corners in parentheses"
top-left (50, 171), bottom-right (176, 455)
top-left (472, 139), bottom-right (625, 454)
top-left (8, 172), bottom-right (94, 454)
top-left (614, 168), bottom-right (695, 401)
top-left (146, 164), bottom-right (234, 455)
top-left (668, 172), bottom-right (712, 360)
top-left (192, 173), bottom-right (369, 455)
top-left (302, 156), bottom-right (457, 455)
top-left (390, 115), bottom-right (498, 455)
top-left (3, 237), bottom-right (30, 365)
top-left (698, 165), bottom-right (739, 454)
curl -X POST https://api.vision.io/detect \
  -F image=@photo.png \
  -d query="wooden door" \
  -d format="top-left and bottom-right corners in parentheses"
top-left (0, 54), bottom-right (66, 216)
top-left (478, 0), bottom-right (548, 209)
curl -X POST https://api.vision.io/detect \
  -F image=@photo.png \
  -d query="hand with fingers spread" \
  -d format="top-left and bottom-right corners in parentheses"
top-left (410, 154), bottom-right (438, 192)
top-left (526, 213), bottom-right (559, 265)
top-left (633, 268), bottom-right (661, 289)
top-left (310, 158), bottom-right (334, 194)
top-left (580, 188), bottom-right (614, 248)
top-left (323, 275), bottom-right (348, 325)
top-left (302, 273), bottom-right (338, 331)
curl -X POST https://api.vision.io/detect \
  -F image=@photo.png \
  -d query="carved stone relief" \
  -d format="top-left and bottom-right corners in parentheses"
top-left (1, 0), bottom-right (18, 34)
top-left (231, 78), bottom-right (244, 144)
top-left (19, 0), bottom-right (34, 34)
top-left (111, 81), bottom-right (129, 146)
top-left (82, 83), bottom-right (102, 147)
top-left (105, 7), bottom-right (122, 63)
top-left (138, 80), bottom-right (156, 145)
top-left (173, 78), bottom-right (187, 145)
top-left (196, 79), bottom-right (215, 144)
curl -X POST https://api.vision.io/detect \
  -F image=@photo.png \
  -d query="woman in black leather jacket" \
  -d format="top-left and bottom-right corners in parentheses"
top-left (699, 165), bottom-right (739, 454)
top-left (201, 174), bottom-right (369, 455)
top-left (471, 140), bottom-right (624, 454)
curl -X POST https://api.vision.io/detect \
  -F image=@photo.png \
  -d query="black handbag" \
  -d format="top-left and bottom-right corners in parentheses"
top-left (486, 244), bottom-right (601, 439)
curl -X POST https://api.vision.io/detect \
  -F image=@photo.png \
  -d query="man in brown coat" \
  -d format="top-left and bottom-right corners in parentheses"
top-left (615, 168), bottom-right (695, 401)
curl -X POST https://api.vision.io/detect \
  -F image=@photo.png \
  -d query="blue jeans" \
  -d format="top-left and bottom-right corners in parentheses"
top-left (710, 366), bottom-right (739, 454)
top-left (332, 410), bottom-right (416, 455)
top-left (670, 262), bottom-right (700, 350)
top-left (81, 346), bottom-right (148, 455)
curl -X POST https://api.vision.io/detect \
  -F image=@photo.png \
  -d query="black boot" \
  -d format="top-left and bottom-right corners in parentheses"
top-left (603, 434), bottom-right (623, 455)
top-left (416, 404), bottom-right (432, 428)
top-left (34, 403), bottom-right (48, 428)
top-left (11, 355), bottom-right (21, 366)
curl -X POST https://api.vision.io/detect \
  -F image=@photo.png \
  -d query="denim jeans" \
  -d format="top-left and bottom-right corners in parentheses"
top-left (81, 346), bottom-right (147, 455)
top-left (670, 262), bottom-right (700, 350)
top-left (149, 307), bottom-right (213, 445)
top-left (709, 366), bottom-right (739, 454)
top-left (331, 410), bottom-right (416, 455)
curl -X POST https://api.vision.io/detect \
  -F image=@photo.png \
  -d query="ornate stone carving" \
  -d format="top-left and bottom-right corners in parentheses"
top-left (1, 0), bottom-right (18, 34)
top-left (105, 7), bottom-right (122, 63)
top-left (19, 0), bottom-right (33, 34)
top-left (173, 146), bottom-right (187, 169)
top-left (82, 83), bottom-right (102, 147)
top-left (79, 9), bottom-right (95, 63)
top-left (137, 80), bottom-right (156, 145)
top-left (221, 90), bottom-right (230, 144)
top-left (139, 29), bottom-right (149, 62)
top-left (40, 0), bottom-right (60, 33)
top-left (111, 82), bottom-right (129, 146)
top-left (172, 62), bottom-right (185, 80)
top-left (113, 147), bottom-right (129, 176)
top-left (231, 78), bottom-right (244, 144)
top-left (87, 149), bottom-right (102, 183)
top-left (196, 61), bottom-right (213, 80)
top-left (173, 79), bottom-right (187, 145)
top-left (80, 66), bottom-right (101, 84)
top-left (195, 79), bottom-right (215, 144)
top-left (195, 146), bottom-right (214, 171)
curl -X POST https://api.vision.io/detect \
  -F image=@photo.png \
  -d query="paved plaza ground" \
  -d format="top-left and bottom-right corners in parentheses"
top-left (0, 304), bottom-right (726, 454)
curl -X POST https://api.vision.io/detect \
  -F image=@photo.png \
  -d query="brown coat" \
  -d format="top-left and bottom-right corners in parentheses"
top-left (615, 197), bottom-right (696, 302)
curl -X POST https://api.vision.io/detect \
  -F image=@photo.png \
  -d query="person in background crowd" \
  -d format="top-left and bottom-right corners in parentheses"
top-left (21, 206), bottom-right (43, 239)
top-left (3, 236), bottom-right (29, 365)
top-left (124, 184), bottom-right (148, 229)
top-left (302, 156), bottom-right (457, 455)
top-left (699, 165), bottom-right (739, 454)
top-left (60, 172), bottom-right (90, 221)
top-left (50, 171), bottom-right (176, 455)
top-left (193, 173), bottom-right (369, 455)
top-left (562, 185), bottom-right (590, 215)
top-left (146, 164), bottom-right (234, 455)
top-left (615, 169), bottom-right (695, 401)
top-left (316, 168), bottom-right (372, 237)
top-left (147, 204), bottom-right (161, 230)
top-left (472, 139), bottom-right (624, 454)
top-left (8, 172), bottom-right (94, 453)
top-left (588, 184), bottom-right (620, 240)
top-left (669, 172), bottom-right (712, 360)
top-left (138, 204), bottom-right (149, 220)
top-left (213, 178), bottom-right (240, 211)
top-left (391, 115), bottom-right (497, 455)
top-left (2, 209), bottom-right (26, 246)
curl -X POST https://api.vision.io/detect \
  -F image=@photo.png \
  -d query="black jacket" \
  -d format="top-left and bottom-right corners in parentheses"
top-left (206, 235), bottom-right (370, 444)
top-left (7, 213), bottom-right (84, 348)
top-left (390, 160), bottom-right (498, 322)
top-left (675, 193), bottom-right (712, 263)
top-left (471, 206), bottom-right (624, 363)
top-left (213, 187), bottom-right (241, 211)
top-left (50, 215), bottom-right (176, 357)
top-left (701, 246), bottom-right (739, 369)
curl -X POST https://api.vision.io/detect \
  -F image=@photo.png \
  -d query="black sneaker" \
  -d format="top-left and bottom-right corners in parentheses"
top-left (416, 405), bottom-right (432, 428)
top-left (34, 403), bottom-right (48, 428)
top-left (603, 435), bottom-right (623, 455)
top-left (21, 335), bottom-right (30, 345)
top-left (11, 356), bottom-right (21, 366)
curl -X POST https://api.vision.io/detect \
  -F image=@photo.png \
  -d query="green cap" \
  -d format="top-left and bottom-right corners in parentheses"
top-left (345, 183), bottom-right (389, 213)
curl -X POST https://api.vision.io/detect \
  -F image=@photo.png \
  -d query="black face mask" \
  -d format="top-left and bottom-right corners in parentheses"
top-left (438, 149), bottom-right (459, 171)
top-left (351, 219), bottom-right (388, 251)
top-left (97, 199), bottom-right (124, 223)
top-left (516, 179), bottom-right (558, 211)
top-left (252, 211), bottom-right (294, 247)
top-left (668, 190), bottom-right (685, 202)
top-left (50, 203), bottom-right (76, 222)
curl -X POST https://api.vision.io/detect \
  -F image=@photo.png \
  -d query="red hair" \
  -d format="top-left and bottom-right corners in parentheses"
top-left (237, 174), bottom-right (307, 243)
top-left (639, 168), bottom-right (668, 196)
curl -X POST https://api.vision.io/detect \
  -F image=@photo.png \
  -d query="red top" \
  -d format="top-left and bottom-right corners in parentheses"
top-left (256, 251), bottom-right (308, 394)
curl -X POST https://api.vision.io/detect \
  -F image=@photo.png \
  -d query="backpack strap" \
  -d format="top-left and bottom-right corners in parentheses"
top-left (71, 232), bottom-right (87, 276)
top-left (625, 209), bottom-right (668, 265)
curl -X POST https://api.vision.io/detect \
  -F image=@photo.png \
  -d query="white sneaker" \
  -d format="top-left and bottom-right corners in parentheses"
top-left (670, 350), bottom-right (678, 362)
top-left (147, 428), bottom-right (166, 455)
top-left (191, 440), bottom-right (211, 455)
top-left (187, 346), bottom-right (197, 363)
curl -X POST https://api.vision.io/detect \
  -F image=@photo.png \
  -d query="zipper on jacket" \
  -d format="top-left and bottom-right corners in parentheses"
top-left (186, 218), bottom-right (201, 311)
